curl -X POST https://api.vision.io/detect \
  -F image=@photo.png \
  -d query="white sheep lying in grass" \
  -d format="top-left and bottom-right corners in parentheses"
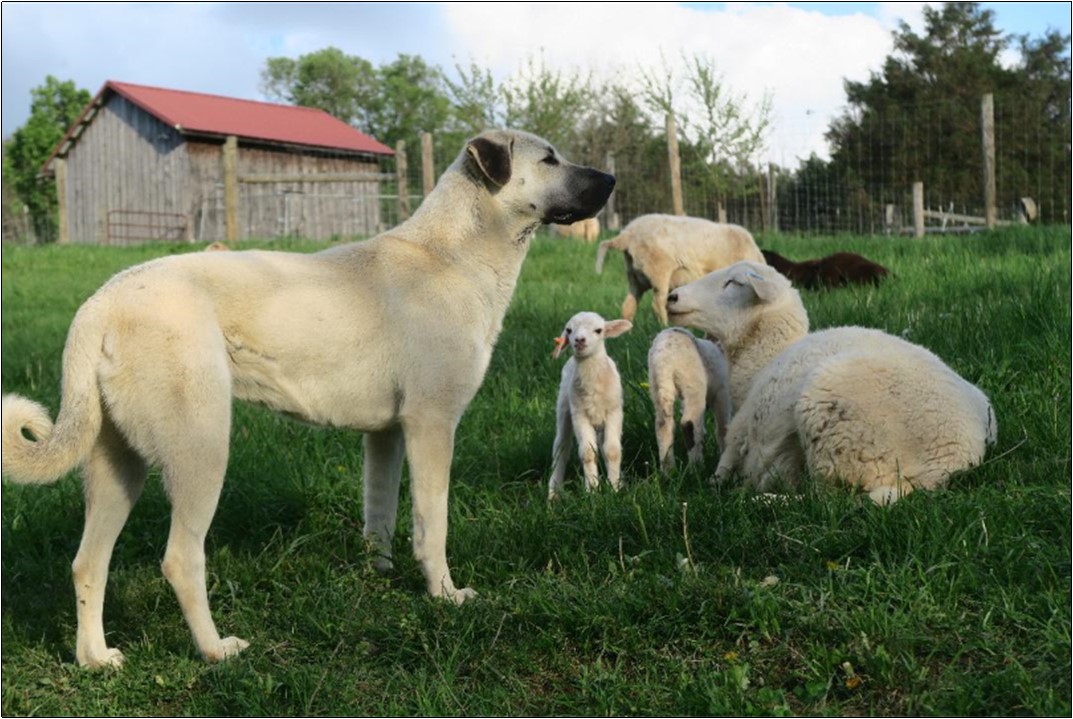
top-left (665, 261), bottom-right (997, 504)
top-left (595, 214), bottom-right (765, 325)
top-left (548, 312), bottom-right (633, 498)
top-left (647, 328), bottom-right (732, 472)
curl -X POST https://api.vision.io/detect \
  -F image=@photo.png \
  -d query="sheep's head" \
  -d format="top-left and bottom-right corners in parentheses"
top-left (665, 261), bottom-right (799, 347)
top-left (552, 311), bottom-right (632, 360)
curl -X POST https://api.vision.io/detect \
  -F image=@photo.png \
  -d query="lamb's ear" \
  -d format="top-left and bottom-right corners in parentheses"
top-left (551, 334), bottom-right (568, 359)
top-left (603, 319), bottom-right (633, 338)
top-left (466, 136), bottom-right (512, 187)
top-left (743, 270), bottom-right (782, 303)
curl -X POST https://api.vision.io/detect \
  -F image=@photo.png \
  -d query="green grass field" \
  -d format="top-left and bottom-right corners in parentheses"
top-left (2, 227), bottom-right (1070, 716)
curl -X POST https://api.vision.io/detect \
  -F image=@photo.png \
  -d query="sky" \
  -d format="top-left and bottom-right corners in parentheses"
top-left (2, 2), bottom-right (1069, 164)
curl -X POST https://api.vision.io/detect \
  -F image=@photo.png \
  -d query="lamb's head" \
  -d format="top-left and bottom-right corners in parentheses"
top-left (552, 311), bottom-right (632, 360)
top-left (463, 130), bottom-right (616, 227)
top-left (665, 261), bottom-right (803, 348)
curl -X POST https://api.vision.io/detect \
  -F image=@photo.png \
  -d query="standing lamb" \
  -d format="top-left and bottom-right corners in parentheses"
top-left (647, 328), bottom-right (733, 472)
top-left (548, 312), bottom-right (633, 499)
top-left (665, 261), bottom-right (996, 504)
top-left (595, 214), bottom-right (765, 325)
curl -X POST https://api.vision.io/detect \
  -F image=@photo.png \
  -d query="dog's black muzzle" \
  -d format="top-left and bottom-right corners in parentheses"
top-left (545, 168), bottom-right (616, 225)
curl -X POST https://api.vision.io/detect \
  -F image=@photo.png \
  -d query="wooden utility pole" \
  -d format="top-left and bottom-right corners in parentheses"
top-left (421, 132), bottom-right (435, 198)
top-left (980, 93), bottom-right (997, 229)
top-left (223, 135), bottom-right (239, 242)
top-left (912, 181), bottom-right (925, 238)
top-left (666, 113), bottom-right (684, 216)
top-left (55, 158), bottom-right (69, 244)
top-left (395, 139), bottom-right (410, 221)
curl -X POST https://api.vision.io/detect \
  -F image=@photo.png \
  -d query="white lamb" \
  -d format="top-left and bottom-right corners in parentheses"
top-left (665, 261), bottom-right (997, 504)
top-left (548, 312), bottom-right (633, 498)
top-left (647, 328), bottom-right (733, 472)
top-left (594, 214), bottom-right (765, 325)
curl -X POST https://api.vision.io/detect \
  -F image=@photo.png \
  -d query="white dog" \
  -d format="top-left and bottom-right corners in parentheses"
top-left (1, 130), bottom-right (615, 668)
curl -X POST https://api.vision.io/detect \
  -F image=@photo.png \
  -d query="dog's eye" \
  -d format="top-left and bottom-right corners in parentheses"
top-left (541, 153), bottom-right (559, 166)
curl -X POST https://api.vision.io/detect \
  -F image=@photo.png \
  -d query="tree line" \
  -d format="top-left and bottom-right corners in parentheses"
top-left (4, 2), bottom-right (1069, 241)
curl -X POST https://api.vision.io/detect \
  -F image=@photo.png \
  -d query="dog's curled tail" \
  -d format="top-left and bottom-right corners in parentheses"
top-left (2, 308), bottom-right (104, 486)
top-left (594, 234), bottom-right (628, 274)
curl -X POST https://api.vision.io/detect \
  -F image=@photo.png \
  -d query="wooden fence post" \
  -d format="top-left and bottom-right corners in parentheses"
top-left (223, 135), bottom-right (239, 242)
top-left (767, 163), bottom-right (779, 233)
top-left (604, 151), bottom-right (619, 231)
top-left (666, 113), bottom-right (685, 216)
top-left (980, 93), bottom-right (997, 229)
top-left (396, 139), bottom-right (410, 221)
top-left (421, 132), bottom-right (435, 198)
top-left (912, 181), bottom-right (925, 238)
top-left (55, 157), bottom-right (69, 244)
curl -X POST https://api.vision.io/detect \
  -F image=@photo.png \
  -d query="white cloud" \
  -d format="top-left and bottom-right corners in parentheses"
top-left (441, 2), bottom-right (899, 162)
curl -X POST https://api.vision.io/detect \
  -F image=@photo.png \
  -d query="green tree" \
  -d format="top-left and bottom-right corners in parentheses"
top-left (3, 76), bottom-right (90, 242)
top-left (365, 54), bottom-right (451, 148)
top-left (260, 47), bottom-right (377, 127)
top-left (826, 1), bottom-right (1071, 224)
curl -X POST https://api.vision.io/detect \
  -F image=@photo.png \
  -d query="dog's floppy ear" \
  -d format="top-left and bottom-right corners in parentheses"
top-left (466, 136), bottom-right (512, 187)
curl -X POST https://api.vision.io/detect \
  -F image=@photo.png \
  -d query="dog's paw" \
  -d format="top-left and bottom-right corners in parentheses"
top-left (80, 647), bottom-right (125, 670)
top-left (448, 587), bottom-right (477, 605)
top-left (204, 636), bottom-right (250, 662)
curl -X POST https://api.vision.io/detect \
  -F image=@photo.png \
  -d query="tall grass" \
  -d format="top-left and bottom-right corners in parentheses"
top-left (2, 227), bottom-right (1070, 715)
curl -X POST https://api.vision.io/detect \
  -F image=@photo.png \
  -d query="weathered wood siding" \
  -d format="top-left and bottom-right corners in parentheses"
top-left (61, 92), bottom-right (384, 244)
top-left (62, 95), bottom-right (188, 244)
top-left (187, 143), bottom-right (382, 241)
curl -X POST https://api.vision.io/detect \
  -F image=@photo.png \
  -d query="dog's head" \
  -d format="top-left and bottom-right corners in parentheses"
top-left (464, 130), bottom-right (615, 226)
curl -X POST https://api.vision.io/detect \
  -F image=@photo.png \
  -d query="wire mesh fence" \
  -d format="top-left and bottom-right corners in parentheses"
top-left (3, 92), bottom-right (1068, 245)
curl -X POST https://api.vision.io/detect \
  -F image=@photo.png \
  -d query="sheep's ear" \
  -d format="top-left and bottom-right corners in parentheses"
top-left (603, 319), bottom-right (633, 338)
top-left (743, 270), bottom-right (782, 303)
top-left (466, 136), bottom-right (512, 187)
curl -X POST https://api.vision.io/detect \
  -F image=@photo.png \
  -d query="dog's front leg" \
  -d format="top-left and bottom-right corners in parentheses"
top-left (403, 416), bottom-right (475, 604)
top-left (363, 426), bottom-right (405, 573)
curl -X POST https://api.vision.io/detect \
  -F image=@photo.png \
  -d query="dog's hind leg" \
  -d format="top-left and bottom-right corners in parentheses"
top-left (404, 415), bottom-right (475, 605)
top-left (150, 354), bottom-right (247, 662)
top-left (72, 416), bottom-right (147, 669)
top-left (363, 426), bottom-right (405, 573)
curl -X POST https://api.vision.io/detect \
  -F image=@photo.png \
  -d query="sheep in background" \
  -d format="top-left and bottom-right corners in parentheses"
top-left (760, 249), bottom-right (889, 290)
top-left (552, 216), bottom-right (601, 242)
top-left (548, 312), bottom-right (633, 499)
top-left (648, 328), bottom-right (733, 472)
top-left (665, 261), bottom-right (996, 505)
top-left (595, 214), bottom-right (765, 325)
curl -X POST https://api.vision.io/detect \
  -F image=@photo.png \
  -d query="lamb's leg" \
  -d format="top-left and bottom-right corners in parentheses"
top-left (652, 382), bottom-right (677, 472)
top-left (548, 396), bottom-right (573, 500)
top-left (710, 387), bottom-right (732, 453)
top-left (403, 414), bottom-right (475, 604)
top-left (603, 408), bottom-right (624, 491)
top-left (680, 391), bottom-right (706, 466)
top-left (713, 417), bottom-right (745, 487)
top-left (573, 417), bottom-right (601, 492)
top-left (363, 426), bottom-right (405, 572)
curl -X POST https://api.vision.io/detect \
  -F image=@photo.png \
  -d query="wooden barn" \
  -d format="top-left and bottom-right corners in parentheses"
top-left (41, 80), bottom-right (394, 244)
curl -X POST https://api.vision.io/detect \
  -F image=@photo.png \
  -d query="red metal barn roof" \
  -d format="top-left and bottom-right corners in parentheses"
top-left (43, 80), bottom-right (393, 173)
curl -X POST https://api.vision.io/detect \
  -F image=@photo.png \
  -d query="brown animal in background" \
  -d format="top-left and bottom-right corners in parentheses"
top-left (760, 249), bottom-right (889, 290)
